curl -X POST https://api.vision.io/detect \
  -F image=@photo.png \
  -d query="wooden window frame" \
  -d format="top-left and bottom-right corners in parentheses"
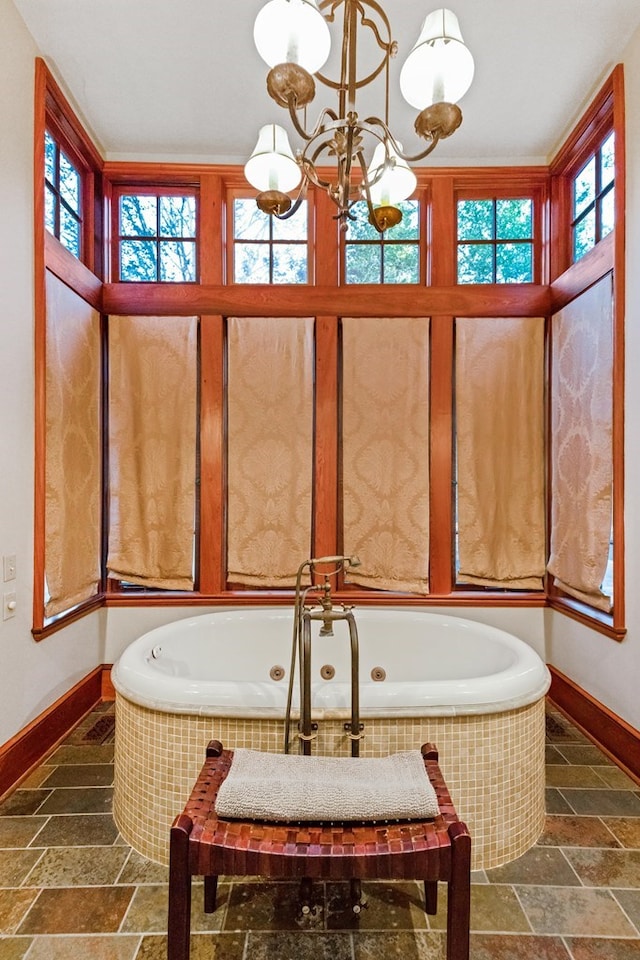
top-left (570, 133), bottom-right (615, 262)
top-left (340, 195), bottom-right (425, 285)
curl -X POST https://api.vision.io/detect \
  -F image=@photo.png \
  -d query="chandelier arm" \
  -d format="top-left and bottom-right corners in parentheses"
top-left (394, 137), bottom-right (442, 165)
top-left (285, 95), bottom-right (340, 143)
top-left (316, 0), bottom-right (394, 93)
top-left (271, 182), bottom-right (309, 221)
top-left (356, 148), bottom-right (385, 235)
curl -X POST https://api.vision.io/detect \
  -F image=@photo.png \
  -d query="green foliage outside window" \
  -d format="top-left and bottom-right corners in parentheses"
top-left (457, 198), bottom-right (533, 283)
top-left (233, 199), bottom-right (308, 284)
top-left (118, 194), bottom-right (197, 282)
top-left (344, 200), bottom-right (419, 284)
top-left (44, 130), bottom-right (82, 258)
top-left (573, 132), bottom-right (615, 262)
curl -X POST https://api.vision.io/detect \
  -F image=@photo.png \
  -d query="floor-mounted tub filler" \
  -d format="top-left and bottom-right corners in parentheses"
top-left (112, 606), bottom-right (550, 870)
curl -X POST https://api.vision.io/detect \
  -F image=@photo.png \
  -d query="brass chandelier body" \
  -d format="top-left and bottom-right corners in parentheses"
top-left (247, 0), bottom-right (473, 232)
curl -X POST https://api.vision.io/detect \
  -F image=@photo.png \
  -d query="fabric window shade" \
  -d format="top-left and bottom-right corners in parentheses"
top-left (547, 277), bottom-right (613, 612)
top-left (45, 272), bottom-right (102, 618)
top-left (342, 317), bottom-right (430, 594)
top-left (107, 315), bottom-right (198, 590)
top-left (456, 317), bottom-right (546, 590)
top-left (226, 316), bottom-right (314, 586)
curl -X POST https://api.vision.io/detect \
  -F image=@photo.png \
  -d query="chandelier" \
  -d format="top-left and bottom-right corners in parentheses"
top-left (244, 0), bottom-right (474, 232)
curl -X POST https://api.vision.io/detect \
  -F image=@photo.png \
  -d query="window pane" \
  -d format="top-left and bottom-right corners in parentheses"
top-left (386, 200), bottom-right (420, 240)
top-left (120, 239), bottom-right (158, 280)
top-left (457, 200), bottom-right (493, 240)
top-left (59, 207), bottom-right (80, 257)
top-left (457, 243), bottom-right (493, 283)
top-left (574, 156), bottom-right (595, 218)
top-left (234, 242), bottom-right (270, 283)
top-left (345, 202), bottom-right (379, 241)
top-left (272, 201), bottom-right (307, 241)
top-left (601, 187), bottom-right (615, 238)
top-left (573, 209), bottom-right (596, 261)
top-left (601, 132), bottom-right (615, 189)
top-left (234, 199), bottom-right (270, 241)
top-left (45, 185), bottom-right (56, 234)
top-left (497, 199), bottom-right (532, 239)
top-left (496, 243), bottom-right (533, 283)
top-left (160, 196), bottom-right (196, 238)
top-left (272, 243), bottom-right (307, 283)
top-left (345, 244), bottom-right (382, 283)
top-left (44, 131), bottom-right (56, 184)
top-left (59, 151), bottom-right (80, 213)
top-left (383, 244), bottom-right (419, 283)
top-left (120, 195), bottom-right (157, 237)
top-left (159, 241), bottom-right (196, 281)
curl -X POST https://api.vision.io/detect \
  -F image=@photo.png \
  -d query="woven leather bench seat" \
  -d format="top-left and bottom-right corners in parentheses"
top-left (167, 741), bottom-right (471, 960)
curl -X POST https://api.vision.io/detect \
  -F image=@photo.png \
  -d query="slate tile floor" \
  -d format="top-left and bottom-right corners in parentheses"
top-left (0, 702), bottom-right (639, 958)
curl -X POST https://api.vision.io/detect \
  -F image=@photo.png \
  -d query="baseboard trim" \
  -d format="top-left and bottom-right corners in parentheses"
top-left (548, 665), bottom-right (640, 783)
top-left (0, 665), bottom-right (107, 798)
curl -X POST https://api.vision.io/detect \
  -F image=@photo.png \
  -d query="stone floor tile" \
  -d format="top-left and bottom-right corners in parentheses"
top-left (594, 766), bottom-right (640, 790)
top-left (0, 938), bottom-right (33, 960)
top-left (560, 790), bottom-right (640, 817)
top-left (546, 746), bottom-right (570, 765)
top-left (546, 789), bottom-right (574, 814)
top-left (135, 933), bottom-right (246, 959)
top-left (35, 787), bottom-right (113, 816)
top-left (25, 845), bottom-right (129, 886)
top-left (224, 881), bottom-right (324, 932)
top-left (326, 880), bottom-right (428, 931)
top-left (17, 767), bottom-right (55, 789)
top-left (614, 889), bottom-right (640, 932)
top-left (545, 712), bottom-right (590, 743)
top-left (564, 848), bottom-right (640, 888)
top-left (516, 886), bottom-right (637, 936)
top-left (0, 849), bottom-right (43, 887)
top-left (245, 931), bottom-right (353, 960)
top-left (545, 765), bottom-right (615, 789)
top-left (429, 883), bottom-right (530, 933)
top-left (556, 744), bottom-right (616, 765)
top-left (0, 792), bottom-right (51, 818)
top-left (564, 938), bottom-right (640, 959)
top-left (17, 886), bottom-right (135, 934)
top-left (0, 889), bottom-right (39, 935)
top-left (121, 881), bottom-right (230, 934)
top-left (117, 849), bottom-right (169, 884)
top-left (40, 764), bottom-right (114, 788)
top-left (25, 934), bottom-right (140, 959)
top-left (468, 932), bottom-right (571, 959)
top-left (485, 846), bottom-right (579, 886)
top-left (354, 930), bottom-right (445, 959)
top-left (0, 816), bottom-right (48, 848)
top-left (605, 818), bottom-right (640, 848)
top-left (48, 745), bottom-right (115, 766)
top-left (537, 815), bottom-right (620, 848)
top-left (30, 813), bottom-right (119, 848)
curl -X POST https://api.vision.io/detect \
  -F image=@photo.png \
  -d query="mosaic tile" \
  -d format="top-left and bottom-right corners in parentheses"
top-left (40, 764), bottom-right (114, 788)
top-left (325, 880), bottom-right (428, 931)
top-left (135, 933), bottom-right (246, 959)
top-left (245, 931), bottom-right (353, 960)
top-left (224, 881), bottom-right (324, 932)
top-left (35, 787), bottom-right (114, 816)
top-left (17, 886), bottom-right (135, 934)
top-left (564, 848), bottom-right (640, 888)
top-left (0, 889), bottom-right (40, 935)
top-left (25, 935), bottom-right (140, 959)
top-left (604, 818), bottom-right (640, 849)
top-left (561, 790), bottom-right (640, 817)
top-left (516, 886), bottom-right (637, 936)
top-left (354, 930), bottom-right (446, 959)
top-left (467, 933), bottom-right (571, 959)
top-left (564, 938), bottom-right (640, 959)
top-left (25, 846), bottom-right (129, 887)
top-left (537, 815), bottom-right (620, 848)
top-left (0, 816), bottom-right (48, 848)
top-left (0, 938), bottom-right (33, 960)
top-left (484, 846), bottom-right (579, 885)
top-left (30, 813), bottom-right (119, 848)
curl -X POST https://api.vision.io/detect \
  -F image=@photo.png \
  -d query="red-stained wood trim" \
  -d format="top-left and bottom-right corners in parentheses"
top-left (549, 73), bottom-right (615, 179)
top-left (41, 61), bottom-right (103, 173)
top-left (103, 282), bottom-right (551, 318)
top-left (198, 315), bottom-right (226, 594)
top-left (44, 232), bottom-right (103, 311)
top-left (315, 192), bottom-right (339, 285)
top-left (102, 590), bottom-right (546, 608)
top-left (199, 174), bottom-right (225, 285)
top-left (101, 666), bottom-right (116, 701)
top-left (548, 666), bottom-right (640, 783)
top-left (428, 178), bottom-right (455, 287)
top-left (428, 316), bottom-right (454, 595)
top-left (32, 595), bottom-right (104, 642)
top-left (314, 316), bottom-right (339, 559)
top-left (549, 231), bottom-right (614, 313)
top-left (547, 596), bottom-right (624, 642)
top-left (0, 667), bottom-right (104, 798)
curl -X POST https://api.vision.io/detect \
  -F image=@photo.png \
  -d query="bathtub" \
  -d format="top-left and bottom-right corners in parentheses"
top-left (112, 607), bottom-right (551, 869)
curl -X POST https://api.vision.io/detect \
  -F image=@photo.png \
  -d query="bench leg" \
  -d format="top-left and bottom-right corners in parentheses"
top-left (424, 880), bottom-right (438, 914)
top-left (204, 875), bottom-right (218, 913)
top-left (445, 825), bottom-right (472, 960)
top-left (168, 816), bottom-right (193, 960)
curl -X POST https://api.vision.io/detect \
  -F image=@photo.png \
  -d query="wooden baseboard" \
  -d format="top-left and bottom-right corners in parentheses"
top-left (548, 665), bottom-right (640, 783)
top-left (0, 665), bottom-right (110, 798)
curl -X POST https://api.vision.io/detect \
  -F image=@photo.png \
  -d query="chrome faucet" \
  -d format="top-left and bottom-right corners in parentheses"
top-left (283, 555), bottom-right (362, 756)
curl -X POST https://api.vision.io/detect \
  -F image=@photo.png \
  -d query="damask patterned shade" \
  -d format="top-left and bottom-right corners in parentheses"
top-left (45, 272), bottom-right (101, 618)
top-left (107, 316), bottom-right (198, 590)
top-left (342, 317), bottom-right (430, 594)
top-left (548, 277), bottom-right (613, 611)
top-left (226, 316), bottom-right (314, 586)
top-left (456, 317), bottom-right (546, 590)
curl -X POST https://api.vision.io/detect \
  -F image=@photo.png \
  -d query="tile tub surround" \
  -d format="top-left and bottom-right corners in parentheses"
top-left (113, 693), bottom-right (546, 870)
top-left (0, 702), bottom-right (639, 959)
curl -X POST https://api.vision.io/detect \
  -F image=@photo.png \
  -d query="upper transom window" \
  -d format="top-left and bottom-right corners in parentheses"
top-left (117, 192), bottom-right (197, 282)
top-left (457, 198), bottom-right (534, 283)
top-left (232, 198), bottom-right (308, 283)
top-left (44, 130), bottom-right (82, 259)
top-left (344, 200), bottom-right (420, 284)
top-left (572, 132), bottom-right (615, 262)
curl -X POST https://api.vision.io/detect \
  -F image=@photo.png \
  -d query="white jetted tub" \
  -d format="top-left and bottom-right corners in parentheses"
top-left (112, 608), bottom-right (550, 868)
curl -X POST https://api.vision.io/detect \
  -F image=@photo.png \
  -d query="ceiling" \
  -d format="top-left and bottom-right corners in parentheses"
top-left (11, 0), bottom-right (640, 168)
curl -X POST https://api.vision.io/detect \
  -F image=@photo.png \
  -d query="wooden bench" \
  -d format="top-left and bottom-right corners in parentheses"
top-left (167, 741), bottom-right (471, 960)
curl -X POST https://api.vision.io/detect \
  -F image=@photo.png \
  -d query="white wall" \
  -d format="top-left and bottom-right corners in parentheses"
top-left (546, 24), bottom-right (640, 732)
top-left (0, 0), bottom-right (104, 745)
